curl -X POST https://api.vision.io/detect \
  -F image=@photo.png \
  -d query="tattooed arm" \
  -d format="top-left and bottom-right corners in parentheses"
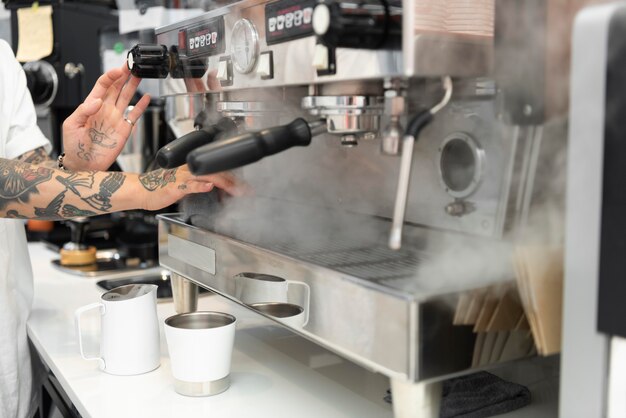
top-left (0, 158), bottom-right (245, 220)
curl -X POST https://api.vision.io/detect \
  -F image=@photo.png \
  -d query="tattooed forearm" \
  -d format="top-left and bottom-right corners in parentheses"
top-left (0, 156), bottom-right (193, 221)
top-left (139, 169), bottom-right (176, 191)
top-left (0, 156), bottom-right (137, 220)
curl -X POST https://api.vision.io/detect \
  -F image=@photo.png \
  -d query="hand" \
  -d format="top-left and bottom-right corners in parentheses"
top-left (62, 64), bottom-right (150, 171)
top-left (138, 166), bottom-right (250, 211)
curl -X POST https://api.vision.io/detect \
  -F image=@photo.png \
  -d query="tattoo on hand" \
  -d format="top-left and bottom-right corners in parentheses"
top-left (178, 184), bottom-right (187, 190)
top-left (139, 169), bottom-right (177, 191)
top-left (0, 159), bottom-right (52, 209)
top-left (77, 141), bottom-right (102, 162)
top-left (88, 120), bottom-right (117, 149)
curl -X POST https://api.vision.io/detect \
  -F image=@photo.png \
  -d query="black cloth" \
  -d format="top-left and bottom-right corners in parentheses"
top-left (439, 371), bottom-right (531, 418)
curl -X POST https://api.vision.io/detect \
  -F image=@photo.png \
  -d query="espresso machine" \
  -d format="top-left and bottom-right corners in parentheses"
top-left (126, 0), bottom-right (553, 416)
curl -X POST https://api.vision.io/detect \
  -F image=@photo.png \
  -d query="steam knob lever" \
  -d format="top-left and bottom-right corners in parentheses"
top-left (187, 119), bottom-right (326, 175)
top-left (127, 44), bottom-right (171, 79)
top-left (156, 117), bottom-right (237, 169)
top-left (313, 0), bottom-right (402, 49)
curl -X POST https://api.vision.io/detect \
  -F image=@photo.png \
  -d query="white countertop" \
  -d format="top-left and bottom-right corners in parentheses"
top-left (27, 243), bottom-right (393, 418)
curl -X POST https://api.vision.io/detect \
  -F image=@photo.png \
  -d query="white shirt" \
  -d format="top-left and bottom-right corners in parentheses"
top-left (0, 39), bottom-right (52, 418)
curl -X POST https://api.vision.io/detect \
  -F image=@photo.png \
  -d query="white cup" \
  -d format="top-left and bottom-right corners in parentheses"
top-left (75, 284), bottom-right (160, 375)
top-left (234, 272), bottom-right (310, 307)
top-left (164, 311), bottom-right (236, 396)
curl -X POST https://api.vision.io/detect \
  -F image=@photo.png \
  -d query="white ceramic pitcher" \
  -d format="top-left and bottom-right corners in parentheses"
top-left (75, 284), bottom-right (160, 375)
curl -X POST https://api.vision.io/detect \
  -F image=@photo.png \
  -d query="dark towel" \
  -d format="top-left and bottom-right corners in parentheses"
top-left (440, 371), bottom-right (531, 418)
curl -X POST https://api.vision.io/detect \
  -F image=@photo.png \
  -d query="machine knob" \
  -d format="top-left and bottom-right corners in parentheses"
top-left (127, 44), bottom-right (171, 79)
top-left (312, 0), bottom-right (402, 49)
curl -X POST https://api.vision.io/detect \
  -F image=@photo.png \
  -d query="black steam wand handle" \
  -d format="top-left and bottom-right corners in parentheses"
top-left (156, 117), bottom-right (237, 169)
top-left (187, 118), bottom-right (326, 175)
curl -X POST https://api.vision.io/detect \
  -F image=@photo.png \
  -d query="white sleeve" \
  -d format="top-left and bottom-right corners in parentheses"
top-left (0, 40), bottom-right (52, 160)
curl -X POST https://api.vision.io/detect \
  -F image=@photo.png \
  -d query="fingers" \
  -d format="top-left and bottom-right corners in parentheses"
top-left (85, 67), bottom-right (124, 102)
top-left (116, 75), bottom-right (142, 111)
top-left (104, 71), bottom-right (128, 104)
top-left (181, 181), bottom-right (215, 195)
top-left (194, 171), bottom-right (251, 197)
top-left (125, 94), bottom-right (151, 124)
top-left (65, 98), bottom-right (103, 128)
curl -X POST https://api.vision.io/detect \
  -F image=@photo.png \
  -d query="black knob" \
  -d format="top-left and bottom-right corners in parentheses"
top-left (156, 117), bottom-right (237, 169)
top-left (127, 44), bottom-right (171, 79)
top-left (187, 118), bottom-right (315, 175)
top-left (312, 0), bottom-right (402, 49)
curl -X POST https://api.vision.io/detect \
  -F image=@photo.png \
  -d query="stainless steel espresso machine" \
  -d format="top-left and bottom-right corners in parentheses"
top-left (126, 1), bottom-right (550, 416)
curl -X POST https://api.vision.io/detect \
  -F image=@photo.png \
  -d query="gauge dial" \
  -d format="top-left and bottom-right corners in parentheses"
top-left (230, 19), bottom-right (259, 74)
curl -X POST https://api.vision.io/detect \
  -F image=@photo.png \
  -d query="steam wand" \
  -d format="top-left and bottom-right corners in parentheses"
top-left (389, 76), bottom-right (453, 250)
top-left (155, 117), bottom-right (237, 169)
top-left (187, 118), bottom-right (326, 175)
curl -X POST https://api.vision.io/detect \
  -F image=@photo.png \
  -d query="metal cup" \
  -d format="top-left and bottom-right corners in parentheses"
top-left (164, 311), bottom-right (236, 396)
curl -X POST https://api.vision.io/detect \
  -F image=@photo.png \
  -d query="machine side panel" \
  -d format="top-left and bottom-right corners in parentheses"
top-left (560, 3), bottom-right (619, 417)
top-left (597, 8), bottom-right (626, 339)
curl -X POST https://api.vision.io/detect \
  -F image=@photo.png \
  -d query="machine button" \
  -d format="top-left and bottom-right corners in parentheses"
top-left (303, 7), bottom-right (313, 24)
top-left (313, 44), bottom-right (329, 71)
top-left (257, 51), bottom-right (274, 79)
top-left (285, 12), bottom-right (294, 28)
top-left (276, 15), bottom-right (285, 30)
top-left (294, 10), bottom-right (303, 26)
top-left (217, 58), bottom-right (233, 86)
top-left (268, 17), bottom-right (277, 32)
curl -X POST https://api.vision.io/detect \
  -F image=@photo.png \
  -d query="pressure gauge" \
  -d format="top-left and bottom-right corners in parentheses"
top-left (230, 19), bottom-right (259, 74)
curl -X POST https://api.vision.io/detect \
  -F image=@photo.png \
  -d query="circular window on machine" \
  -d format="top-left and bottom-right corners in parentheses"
top-left (438, 132), bottom-right (485, 199)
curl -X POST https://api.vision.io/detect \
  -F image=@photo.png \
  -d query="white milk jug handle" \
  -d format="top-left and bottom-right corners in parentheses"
top-left (287, 281), bottom-right (310, 326)
top-left (75, 302), bottom-right (106, 370)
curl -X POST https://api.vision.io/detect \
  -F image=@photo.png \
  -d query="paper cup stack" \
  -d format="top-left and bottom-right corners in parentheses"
top-left (414, 0), bottom-right (495, 37)
top-left (414, 0), bottom-right (447, 33)
top-left (445, 0), bottom-right (495, 37)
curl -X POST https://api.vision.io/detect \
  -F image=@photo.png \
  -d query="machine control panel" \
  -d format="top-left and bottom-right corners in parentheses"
top-left (181, 16), bottom-right (225, 57)
top-left (265, 0), bottom-right (315, 45)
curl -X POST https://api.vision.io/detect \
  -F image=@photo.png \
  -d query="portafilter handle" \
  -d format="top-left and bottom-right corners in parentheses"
top-left (155, 117), bottom-right (237, 169)
top-left (187, 119), bottom-right (326, 175)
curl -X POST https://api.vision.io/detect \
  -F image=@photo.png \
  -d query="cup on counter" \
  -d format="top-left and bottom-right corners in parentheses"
top-left (234, 272), bottom-right (310, 307)
top-left (249, 302), bottom-right (308, 328)
top-left (75, 284), bottom-right (160, 375)
top-left (164, 311), bottom-right (236, 396)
